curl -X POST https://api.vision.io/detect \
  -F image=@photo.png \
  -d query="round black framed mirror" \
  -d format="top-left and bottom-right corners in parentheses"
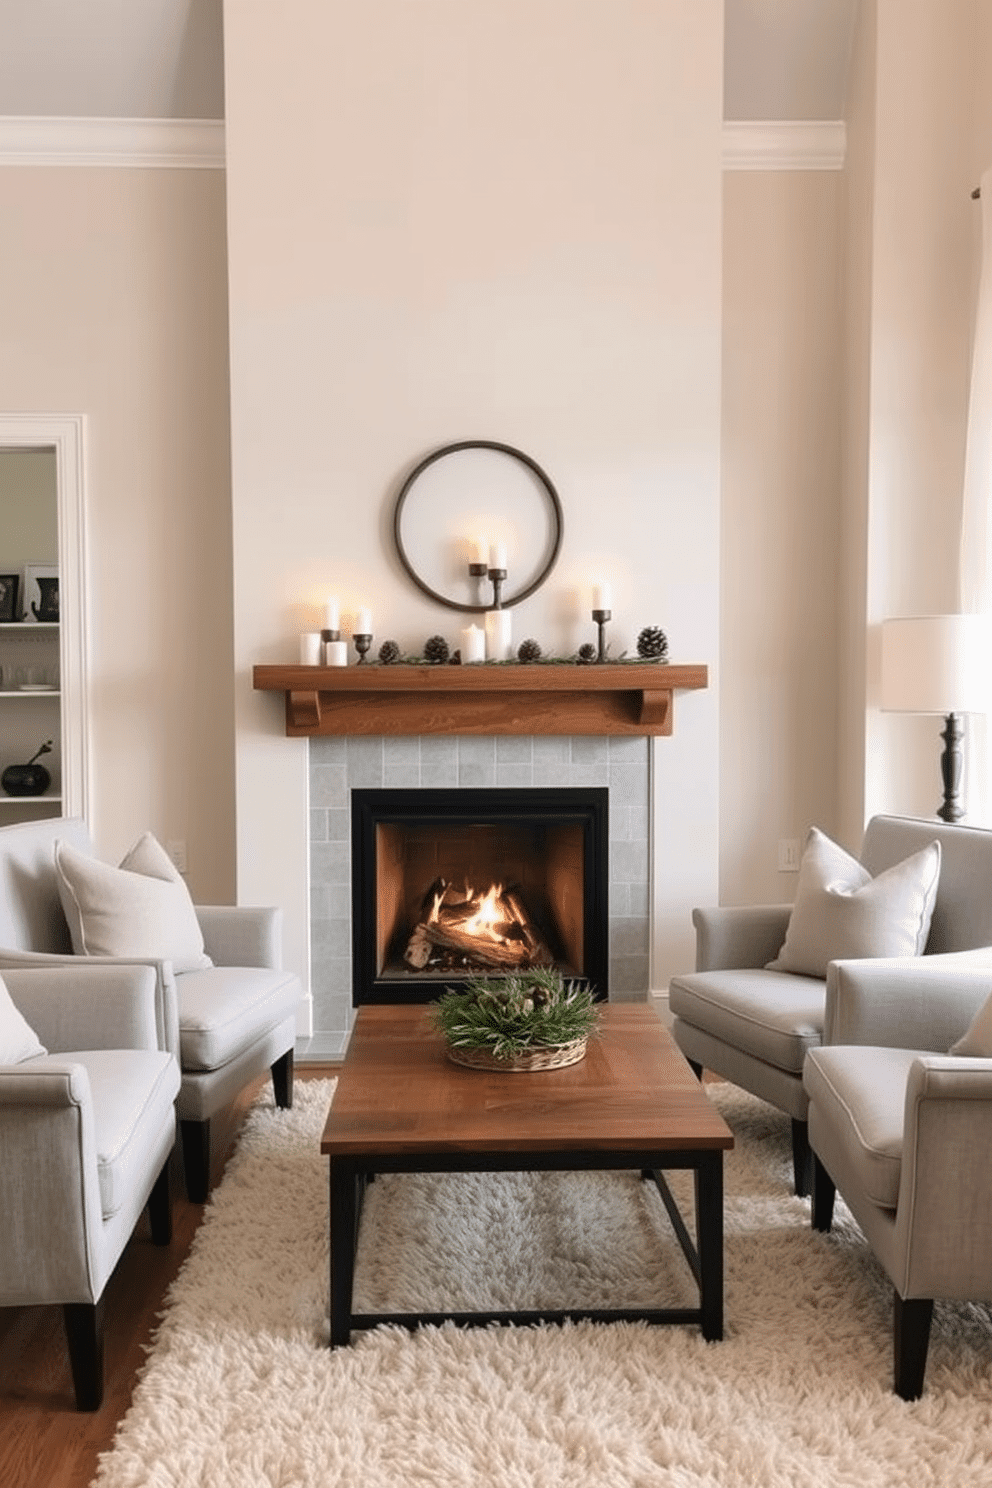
top-left (393, 440), bottom-right (563, 613)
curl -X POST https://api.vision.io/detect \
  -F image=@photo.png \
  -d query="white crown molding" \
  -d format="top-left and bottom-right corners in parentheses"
top-left (0, 116), bottom-right (841, 173)
top-left (722, 120), bottom-right (846, 172)
top-left (0, 116), bottom-right (224, 168)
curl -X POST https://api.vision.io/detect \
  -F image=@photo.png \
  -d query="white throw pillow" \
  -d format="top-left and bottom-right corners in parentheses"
top-left (951, 991), bottom-right (992, 1056)
top-left (54, 832), bottom-right (212, 973)
top-left (767, 826), bottom-right (941, 979)
top-left (0, 972), bottom-right (47, 1063)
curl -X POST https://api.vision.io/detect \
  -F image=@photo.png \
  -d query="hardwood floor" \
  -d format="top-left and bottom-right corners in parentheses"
top-left (0, 1065), bottom-right (339, 1488)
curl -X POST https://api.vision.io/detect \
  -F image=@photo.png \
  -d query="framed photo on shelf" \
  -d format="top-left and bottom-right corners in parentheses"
top-left (22, 564), bottom-right (59, 624)
top-left (0, 573), bottom-right (18, 623)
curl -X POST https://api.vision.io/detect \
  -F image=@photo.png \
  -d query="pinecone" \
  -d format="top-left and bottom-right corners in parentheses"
top-left (636, 626), bottom-right (669, 661)
top-left (378, 639), bottom-right (401, 665)
top-left (517, 638), bottom-right (542, 663)
top-left (423, 634), bottom-right (450, 664)
top-left (451, 649), bottom-right (462, 665)
top-left (577, 642), bottom-right (597, 665)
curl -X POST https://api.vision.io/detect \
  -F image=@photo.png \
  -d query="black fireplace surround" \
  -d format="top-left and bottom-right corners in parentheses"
top-left (351, 787), bottom-right (609, 1004)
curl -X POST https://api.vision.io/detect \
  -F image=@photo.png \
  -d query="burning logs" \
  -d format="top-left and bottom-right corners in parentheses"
top-left (403, 878), bottom-right (553, 973)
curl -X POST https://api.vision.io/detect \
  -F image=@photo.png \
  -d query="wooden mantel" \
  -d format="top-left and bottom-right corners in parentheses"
top-left (252, 662), bottom-right (708, 738)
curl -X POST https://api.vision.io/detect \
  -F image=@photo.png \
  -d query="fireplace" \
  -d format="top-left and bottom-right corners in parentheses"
top-left (351, 787), bottom-right (609, 1004)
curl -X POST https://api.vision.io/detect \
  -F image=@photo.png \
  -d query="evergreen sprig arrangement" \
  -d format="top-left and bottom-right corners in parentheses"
top-left (366, 650), bottom-right (668, 666)
top-left (433, 969), bottom-right (600, 1060)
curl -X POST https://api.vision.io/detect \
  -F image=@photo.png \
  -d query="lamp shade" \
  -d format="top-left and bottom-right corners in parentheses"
top-left (880, 615), bottom-right (992, 715)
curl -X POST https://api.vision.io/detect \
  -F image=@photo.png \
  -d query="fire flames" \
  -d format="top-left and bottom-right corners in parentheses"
top-left (406, 878), bottom-right (552, 972)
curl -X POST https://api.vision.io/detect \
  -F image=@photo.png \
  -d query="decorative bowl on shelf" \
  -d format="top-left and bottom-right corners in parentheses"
top-left (432, 969), bottom-right (600, 1073)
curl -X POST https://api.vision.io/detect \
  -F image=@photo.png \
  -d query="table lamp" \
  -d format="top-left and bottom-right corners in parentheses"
top-left (880, 614), bottom-right (992, 822)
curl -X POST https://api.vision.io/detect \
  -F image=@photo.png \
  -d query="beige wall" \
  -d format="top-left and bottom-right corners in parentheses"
top-left (843, 0), bottom-right (992, 834)
top-left (7, 2), bottom-right (991, 1018)
top-left (0, 167), bottom-right (236, 899)
top-left (720, 170), bottom-right (843, 902)
top-left (224, 0), bottom-right (724, 1009)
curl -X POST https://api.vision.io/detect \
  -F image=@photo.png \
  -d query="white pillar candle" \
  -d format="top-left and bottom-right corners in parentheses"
top-left (593, 582), bottom-right (612, 611)
top-left (355, 607), bottom-right (372, 634)
top-left (485, 609), bottom-right (513, 661)
top-left (489, 540), bottom-right (507, 570)
top-left (300, 632), bottom-right (323, 665)
top-left (325, 597), bottom-right (340, 631)
top-left (472, 538), bottom-right (488, 565)
top-left (461, 623), bottom-right (486, 663)
top-left (324, 640), bottom-right (348, 666)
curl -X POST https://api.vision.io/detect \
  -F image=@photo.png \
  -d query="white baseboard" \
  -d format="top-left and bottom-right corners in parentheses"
top-left (651, 989), bottom-right (673, 1028)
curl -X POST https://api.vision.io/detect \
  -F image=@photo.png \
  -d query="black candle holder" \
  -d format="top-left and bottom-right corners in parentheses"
top-left (592, 608), bottom-right (611, 663)
top-left (353, 633), bottom-right (372, 665)
top-left (488, 567), bottom-right (507, 610)
top-left (321, 628), bottom-right (341, 646)
top-left (468, 560), bottom-right (489, 607)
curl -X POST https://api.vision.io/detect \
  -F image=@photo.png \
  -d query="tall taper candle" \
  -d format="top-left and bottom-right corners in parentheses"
top-left (325, 597), bottom-right (340, 631)
top-left (355, 606), bottom-right (372, 634)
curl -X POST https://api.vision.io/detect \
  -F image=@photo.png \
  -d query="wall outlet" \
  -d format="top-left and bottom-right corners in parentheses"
top-left (777, 838), bottom-right (801, 873)
top-left (166, 839), bottom-right (188, 874)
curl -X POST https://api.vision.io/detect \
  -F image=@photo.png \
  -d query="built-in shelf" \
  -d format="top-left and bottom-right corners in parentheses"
top-left (253, 662), bottom-right (708, 738)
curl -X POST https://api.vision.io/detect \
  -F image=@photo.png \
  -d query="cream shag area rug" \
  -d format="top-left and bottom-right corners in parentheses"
top-left (93, 1078), bottom-right (992, 1488)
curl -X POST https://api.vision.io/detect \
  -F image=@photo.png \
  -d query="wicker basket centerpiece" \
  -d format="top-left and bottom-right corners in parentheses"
top-left (433, 969), bottom-right (600, 1072)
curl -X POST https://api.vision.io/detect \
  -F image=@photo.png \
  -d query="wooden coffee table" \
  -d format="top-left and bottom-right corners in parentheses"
top-left (321, 1002), bottom-right (734, 1346)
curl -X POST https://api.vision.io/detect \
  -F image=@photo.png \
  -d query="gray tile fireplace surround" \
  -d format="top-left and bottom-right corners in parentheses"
top-left (299, 734), bottom-right (651, 1061)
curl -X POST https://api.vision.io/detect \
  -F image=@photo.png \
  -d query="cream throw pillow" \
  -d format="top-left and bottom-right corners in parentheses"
top-left (54, 832), bottom-right (212, 973)
top-left (767, 826), bottom-right (941, 979)
top-left (0, 972), bottom-right (47, 1063)
top-left (951, 992), bottom-right (992, 1056)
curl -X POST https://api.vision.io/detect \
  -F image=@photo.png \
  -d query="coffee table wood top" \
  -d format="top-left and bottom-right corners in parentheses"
top-left (321, 1003), bottom-right (733, 1158)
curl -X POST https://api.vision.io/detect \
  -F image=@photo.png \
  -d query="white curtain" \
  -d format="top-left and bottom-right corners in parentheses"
top-left (959, 166), bottom-right (992, 611)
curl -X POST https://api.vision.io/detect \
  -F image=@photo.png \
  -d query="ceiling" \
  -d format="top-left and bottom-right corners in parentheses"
top-left (0, 0), bottom-right (859, 124)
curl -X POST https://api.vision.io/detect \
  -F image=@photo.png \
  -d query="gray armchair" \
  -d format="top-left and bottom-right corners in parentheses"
top-left (669, 816), bottom-right (992, 1194)
top-left (0, 816), bottom-right (302, 1202)
top-left (804, 960), bottom-right (992, 1397)
top-left (0, 963), bottom-right (180, 1409)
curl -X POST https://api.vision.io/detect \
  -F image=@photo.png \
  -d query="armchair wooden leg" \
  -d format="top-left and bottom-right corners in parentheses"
top-left (810, 1154), bottom-right (836, 1232)
top-left (64, 1298), bottom-right (105, 1412)
top-left (181, 1118), bottom-right (211, 1204)
top-left (894, 1294), bottom-right (934, 1400)
top-left (272, 1049), bottom-right (294, 1109)
top-left (791, 1118), bottom-right (812, 1197)
top-left (147, 1157), bottom-right (172, 1244)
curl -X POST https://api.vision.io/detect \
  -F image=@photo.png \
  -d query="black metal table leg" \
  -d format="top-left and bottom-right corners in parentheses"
top-left (329, 1158), bottom-right (358, 1347)
top-left (695, 1150), bottom-right (724, 1341)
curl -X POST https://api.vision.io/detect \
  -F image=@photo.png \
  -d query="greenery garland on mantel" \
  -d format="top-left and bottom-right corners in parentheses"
top-left (371, 651), bottom-right (672, 667)
top-left (376, 624), bottom-right (670, 668)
